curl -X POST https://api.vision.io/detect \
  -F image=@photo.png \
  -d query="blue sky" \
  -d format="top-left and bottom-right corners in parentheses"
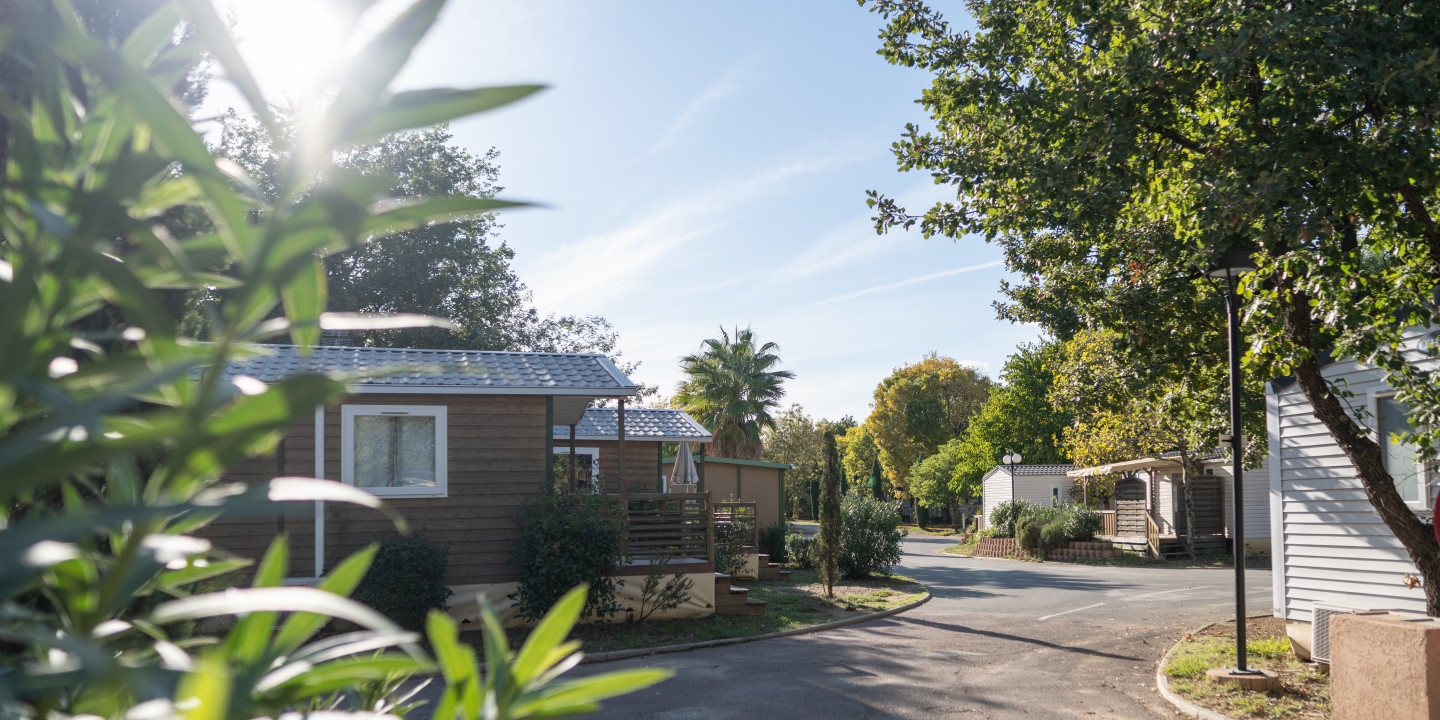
top-left (220, 0), bottom-right (1045, 421)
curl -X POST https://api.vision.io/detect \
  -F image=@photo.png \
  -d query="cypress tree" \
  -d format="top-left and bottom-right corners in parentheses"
top-left (818, 429), bottom-right (843, 597)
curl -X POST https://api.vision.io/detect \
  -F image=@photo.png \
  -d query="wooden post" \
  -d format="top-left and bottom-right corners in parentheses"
top-left (697, 446), bottom-right (706, 492)
top-left (617, 399), bottom-right (626, 497)
top-left (704, 490), bottom-right (714, 567)
top-left (656, 442), bottom-right (663, 492)
top-left (569, 424), bottom-right (577, 490)
top-left (544, 397), bottom-right (554, 490)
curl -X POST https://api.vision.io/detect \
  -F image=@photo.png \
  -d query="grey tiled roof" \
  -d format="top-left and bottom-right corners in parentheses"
top-left (220, 345), bottom-right (637, 394)
top-left (552, 408), bottom-right (712, 441)
top-left (990, 464), bottom-right (1075, 476)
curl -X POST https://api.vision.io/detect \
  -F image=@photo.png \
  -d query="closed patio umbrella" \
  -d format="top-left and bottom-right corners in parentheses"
top-left (667, 442), bottom-right (699, 491)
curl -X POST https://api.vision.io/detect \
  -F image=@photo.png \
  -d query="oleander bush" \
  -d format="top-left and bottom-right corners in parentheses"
top-left (511, 491), bottom-right (627, 621)
top-left (759, 523), bottom-right (789, 563)
top-left (989, 499), bottom-right (1039, 538)
top-left (1017, 518), bottom-right (1043, 550)
top-left (1040, 519), bottom-right (1069, 549)
top-left (786, 533), bottom-right (819, 569)
top-left (351, 534), bottom-right (454, 632)
top-left (1063, 507), bottom-right (1104, 542)
top-left (839, 491), bottom-right (907, 579)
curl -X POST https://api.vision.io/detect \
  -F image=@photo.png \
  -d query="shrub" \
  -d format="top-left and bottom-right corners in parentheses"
top-left (1064, 507), bottom-right (1103, 541)
top-left (839, 491), bottom-right (907, 579)
top-left (989, 499), bottom-right (1039, 538)
top-left (351, 534), bottom-right (454, 632)
top-left (1016, 518), bottom-right (1042, 550)
top-left (1039, 519), bottom-right (1069, 550)
top-left (759, 523), bottom-right (789, 563)
top-left (786, 533), bottom-right (819, 568)
top-left (976, 526), bottom-right (999, 539)
top-left (1030, 505), bottom-right (1063, 528)
top-left (713, 518), bottom-right (752, 576)
top-left (511, 491), bottom-right (626, 621)
top-left (632, 555), bottom-right (694, 623)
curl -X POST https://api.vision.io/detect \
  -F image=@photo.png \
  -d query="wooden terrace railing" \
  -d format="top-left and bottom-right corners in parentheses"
top-left (618, 492), bottom-right (713, 562)
top-left (1099, 510), bottom-right (1117, 537)
top-left (713, 501), bottom-right (759, 549)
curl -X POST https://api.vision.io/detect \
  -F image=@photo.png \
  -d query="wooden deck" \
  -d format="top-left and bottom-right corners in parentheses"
top-left (1099, 533), bottom-right (1227, 558)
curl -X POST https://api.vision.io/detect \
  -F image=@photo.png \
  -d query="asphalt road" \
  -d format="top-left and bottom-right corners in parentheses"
top-left (573, 534), bottom-right (1273, 720)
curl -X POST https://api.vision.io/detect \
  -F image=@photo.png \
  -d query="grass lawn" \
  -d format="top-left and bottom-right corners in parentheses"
top-left (1164, 617), bottom-right (1328, 719)
top-left (474, 569), bottom-right (926, 656)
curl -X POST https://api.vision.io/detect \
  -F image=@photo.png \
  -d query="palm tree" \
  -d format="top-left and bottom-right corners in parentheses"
top-left (676, 326), bottom-right (795, 459)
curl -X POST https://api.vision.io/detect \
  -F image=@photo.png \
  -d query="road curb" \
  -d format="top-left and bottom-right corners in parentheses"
top-left (1155, 617), bottom-right (1269, 720)
top-left (580, 591), bottom-right (932, 666)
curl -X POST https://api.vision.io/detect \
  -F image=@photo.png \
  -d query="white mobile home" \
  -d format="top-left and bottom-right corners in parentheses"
top-left (1267, 328), bottom-right (1438, 651)
top-left (1068, 453), bottom-right (1271, 556)
top-left (980, 464), bottom-right (1076, 525)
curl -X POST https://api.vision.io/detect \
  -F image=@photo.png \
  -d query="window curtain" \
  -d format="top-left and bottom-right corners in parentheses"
top-left (354, 415), bottom-right (437, 488)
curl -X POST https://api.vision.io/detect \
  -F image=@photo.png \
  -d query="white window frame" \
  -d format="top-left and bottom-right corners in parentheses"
top-left (553, 446), bottom-right (601, 492)
top-left (341, 404), bottom-right (448, 499)
top-left (1368, 390), bottom-right (1430, 511)
top-left (1050, 485), bottom-right (1063, 507)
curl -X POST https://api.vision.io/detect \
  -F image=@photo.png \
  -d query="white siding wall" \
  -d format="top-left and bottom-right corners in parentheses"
top-left (1153, 470), bottom-right (1176, 534)
top-left (1150, 462), bottom-right (1272, 538)
top-left (982, 470), bottom-right (1076, 520)
top-left (1271, 334), bottom-right (1437, 622)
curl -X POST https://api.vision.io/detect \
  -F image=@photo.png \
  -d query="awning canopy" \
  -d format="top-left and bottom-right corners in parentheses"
top-left (1067, 458), bottom-right (1162, 478)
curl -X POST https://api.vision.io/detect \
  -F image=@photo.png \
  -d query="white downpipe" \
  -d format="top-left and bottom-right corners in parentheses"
top-left (314, 404), bottom-right (326, 579)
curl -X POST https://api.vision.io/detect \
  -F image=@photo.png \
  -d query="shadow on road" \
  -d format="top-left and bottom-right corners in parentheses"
top-left (895, 615), bottom-right (1145, 662)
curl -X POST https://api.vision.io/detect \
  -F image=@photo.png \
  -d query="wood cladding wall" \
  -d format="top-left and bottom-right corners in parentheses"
top-left (198, 393), bottom-right (550, 586)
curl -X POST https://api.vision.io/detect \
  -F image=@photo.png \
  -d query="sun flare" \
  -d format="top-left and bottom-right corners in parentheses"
top-left (225, 0), bottom-right (352, 102)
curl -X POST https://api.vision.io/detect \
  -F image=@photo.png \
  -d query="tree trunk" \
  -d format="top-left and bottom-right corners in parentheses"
top-left (1282, 293), bottom-right (1440, 615)
top-left (1180, 449), bottom-right (1197, 560)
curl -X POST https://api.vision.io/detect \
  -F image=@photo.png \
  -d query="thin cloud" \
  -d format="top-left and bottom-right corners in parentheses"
top-left (648, 64), bottom-right (748, 156)
top-left (769, 179), bottom-right (961, 282)
top-left (526, 152), bottom-right (861, 310)
top-left (804, 260), bottom-right (1005, 309)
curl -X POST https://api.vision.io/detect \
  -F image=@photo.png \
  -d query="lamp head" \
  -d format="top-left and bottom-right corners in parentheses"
top-left (1012, 452), bottom-right (1022, 464)
top-left (1204, 247), bottom-right (1259, 279)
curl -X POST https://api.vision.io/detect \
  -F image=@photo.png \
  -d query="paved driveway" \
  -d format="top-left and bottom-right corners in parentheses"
top-left (576, 534), bottom-right (1272, 719)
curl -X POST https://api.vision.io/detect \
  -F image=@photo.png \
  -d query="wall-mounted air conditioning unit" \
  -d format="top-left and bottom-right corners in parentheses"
top-left (1311, 601), bottom-right (1388, 664)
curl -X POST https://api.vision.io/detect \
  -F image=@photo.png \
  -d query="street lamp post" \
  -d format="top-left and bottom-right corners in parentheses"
top-left (1002, 452), bottom-right (1023, 503)
top-left (1206, 247), bottom-right (1258, 675)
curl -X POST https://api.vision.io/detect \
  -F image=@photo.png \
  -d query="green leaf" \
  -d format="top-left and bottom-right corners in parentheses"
top-left (172, 0), bottom-right (279, 138)
top-left (511, 584), bottom-right (585, 685)
top-left (335, 0), bottom-right (446, 106)
top-left (174, 653), bottom-right (231, 720)
top-left (361, 195), bottom-right (527, 238)
top-left (270, 544), bottom-right (377, 656)
top-left (347, 85), bottom-right (544, 143)
top-left (120, 4), bottom-right (183, 67)
top-left (514, 668), bottom-right (674, 716)
top-left (282, 256), bottom-right (326, 349)
top-left (152, 586), bottom-right (406, 634)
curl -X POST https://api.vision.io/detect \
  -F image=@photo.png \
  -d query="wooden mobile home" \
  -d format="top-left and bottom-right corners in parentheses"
top-left (200, 344), bottom-right (663, 591)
